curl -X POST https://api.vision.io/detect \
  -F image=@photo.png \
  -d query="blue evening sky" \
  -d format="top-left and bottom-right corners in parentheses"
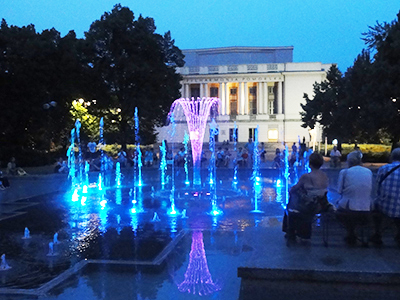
top-left (1, 0), bottom-right (399, 72)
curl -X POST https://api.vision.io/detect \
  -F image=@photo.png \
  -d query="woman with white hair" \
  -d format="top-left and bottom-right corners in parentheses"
top-left (336, 151), bottom-right (373, 245)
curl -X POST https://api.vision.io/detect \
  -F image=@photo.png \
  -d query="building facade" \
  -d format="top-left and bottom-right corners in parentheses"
top-left (158, 46), bottom-right (331, 144)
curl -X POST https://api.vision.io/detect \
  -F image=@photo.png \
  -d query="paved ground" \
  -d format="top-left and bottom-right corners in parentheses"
top-left (1, 162), bottom-right (398, 300)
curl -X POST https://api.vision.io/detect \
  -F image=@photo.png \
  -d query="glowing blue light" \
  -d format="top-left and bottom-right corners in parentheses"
top-left (81, 196), bottom-right (87, 206)
top-left (212, 209), bottom-right (221, 216)
top-left (100, 199), bottom-right (107, 208)
top-left (132, 200), bottom-right (137, 204)
top-left (209, 179), bottom-right (214, 185)
top-left (72, 189), bottom-right (79, 202)
top-left (185, 181), bottom-right (190, 185)
top-left (131, 208), bottom-right (137, 214)
top-left (82, 185), bottom-right (88, 194)
top-left (276, 179), bottom-right (282, 187)
top-left (138, 180), bottom-right (142, 187)
top-left (98, 174), bottom-right (103, 191)
top-left (168, 208), bottom-right (177, 215)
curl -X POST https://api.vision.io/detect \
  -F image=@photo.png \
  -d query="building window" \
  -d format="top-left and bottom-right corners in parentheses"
top-left (190, 86), bottom-right (200, 99)
top-left (210, 87), bottom-right (218, 97)
top-left (230, 88), bottom-right (238, 115)
top-left (249, 86), bottom-right (257, 115)
top-left (229, 128), bottom-right (238, 142)
top-left (268, 100), bottom-right (274, 115)
top-left (249, 128), bottom-right (256, 140)
top-left (268, 129), bottom-right (278, 141)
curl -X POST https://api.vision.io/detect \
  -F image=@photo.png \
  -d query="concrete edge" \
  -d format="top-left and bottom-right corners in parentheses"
top-left (237, 267), bottom-right (400, 285)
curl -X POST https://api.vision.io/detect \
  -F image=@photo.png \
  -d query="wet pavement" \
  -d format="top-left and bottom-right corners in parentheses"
top-left (0, 163), bottom-right (399, 300)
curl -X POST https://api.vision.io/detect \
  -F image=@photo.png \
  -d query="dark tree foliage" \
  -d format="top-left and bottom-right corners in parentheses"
top-left (367, 11), bottom-right (400, 148)
top-left (0, 20), bottom-right (88, 161)
top-left (83, 4), bottom-right (184, 145)
top-left (301, 65), bottom-right (348, 142)
top-left (301, 11), bottom-right (400, 147)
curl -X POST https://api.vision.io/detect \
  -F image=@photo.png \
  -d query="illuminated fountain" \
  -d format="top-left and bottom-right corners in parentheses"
top-left (250, 126), bottom-right (264, 213)
top-left (177, 231), bottom-right (221, 296)
top-left (169, 97), bottom-right (220, 186)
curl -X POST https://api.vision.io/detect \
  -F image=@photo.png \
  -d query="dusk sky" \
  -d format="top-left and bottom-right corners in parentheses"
top-left (2, 0), bottom-right (399, 72)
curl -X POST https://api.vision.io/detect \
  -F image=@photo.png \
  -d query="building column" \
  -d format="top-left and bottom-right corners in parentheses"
top-left (244, 82), bottom-right (248, 115)
top-left (200, 83), bottom-right (207, 98)
top-left (183, 84), bottom-right (189, 99)
top-left (220, 83), bottom-right (225, 115)
top-left (277, 81), bottom-right (283, 114)
top-left (263, 82), bottom-right (268, 114)
top-left (204, 83), bottom-right (208, 98)
top-left (225, 83), bottom-right (229, 115)
top-left (257, 82), bottom-right (263, 114)
top-left (239, 82), bottom-right (243, 115)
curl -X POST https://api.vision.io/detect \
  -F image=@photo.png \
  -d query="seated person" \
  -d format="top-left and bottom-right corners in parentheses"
top-left (117, 147), bottom-right (128, 167)
top-left (216, 147), bottom-right (225, 167)
top-left (7, 157), bottom-right (27, 176)
top-left (335, 151), bottom-right (372, 245)
top-left (144, 148), bottom-right (154, 167)
top-left (0, 171), bottom-right (10, 190)
top-left (54, 157), bottom-right (69, 173)
top-left (224, 147), bottom-right (231, 167)
top-left (273, 148), bottom-right (282, 168)
top-left (370, 148), bottom-right (400, 246)
top-left (283, 153), bottom-right (329, 242)
top-left (175, 148), bottom-right (185, 167)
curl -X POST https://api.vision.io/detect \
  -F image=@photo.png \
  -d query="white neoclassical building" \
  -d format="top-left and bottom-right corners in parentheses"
top-left (157, 46), bottom-right (332, 144)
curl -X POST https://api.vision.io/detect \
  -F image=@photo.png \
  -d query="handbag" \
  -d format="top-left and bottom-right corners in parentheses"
top-left (288, 187), bottom-right (331, 215)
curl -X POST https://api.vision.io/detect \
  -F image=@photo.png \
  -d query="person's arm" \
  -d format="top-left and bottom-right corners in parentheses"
top-left (337, 170), bottom-right (345, 195)
top-left (290, 174), bottom-right (307, 193)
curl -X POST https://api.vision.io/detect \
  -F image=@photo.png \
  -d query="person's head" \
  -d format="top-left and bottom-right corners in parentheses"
top-left (347, 151), bottom-right (362, 167)
top-left (309, 152), bottom-right (324, 169)
top-left (391, 148), bottom-right (400, 162)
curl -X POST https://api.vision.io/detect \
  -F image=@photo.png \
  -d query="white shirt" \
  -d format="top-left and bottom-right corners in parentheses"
top-left (337, 165), bottom-right (373, 211)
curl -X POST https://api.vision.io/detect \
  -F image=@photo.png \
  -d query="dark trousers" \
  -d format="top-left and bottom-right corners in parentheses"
top-left (283, 211), bottom-right (314, 239)
top-left (372, 211), bottom-right (400, 239)
top-left (336, 209), bottom-right (370, 237)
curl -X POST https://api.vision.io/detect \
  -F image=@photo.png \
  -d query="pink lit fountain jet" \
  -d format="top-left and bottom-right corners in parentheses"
top-left (169, 97), bottom-right (220, 186)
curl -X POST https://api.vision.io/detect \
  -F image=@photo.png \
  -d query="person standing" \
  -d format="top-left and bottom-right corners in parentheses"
top-left (330, 146), bottom-right (341, 168)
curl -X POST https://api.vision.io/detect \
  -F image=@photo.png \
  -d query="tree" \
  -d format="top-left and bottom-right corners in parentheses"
top-left (362, 11), bottom-right (400, 148)
top-left (301, 11), bottom-right (400, 147)
top-left (83, 5), bottom-right (184, 146)
top-left (301, 65), bottom-right (349, 143)
top-left (0, 20), bottom-right (88, 156)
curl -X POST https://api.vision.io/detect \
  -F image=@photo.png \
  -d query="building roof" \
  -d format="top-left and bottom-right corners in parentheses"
top-left (182, 46), bottom-right (294, 67)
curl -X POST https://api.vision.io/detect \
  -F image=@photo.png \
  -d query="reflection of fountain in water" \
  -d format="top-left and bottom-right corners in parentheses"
top-left (0, 254), bottom-right (11, 271)
top-left (22, 227), bottom-right (30, 239)
top-left (178, 231), bottom-right (221, 296)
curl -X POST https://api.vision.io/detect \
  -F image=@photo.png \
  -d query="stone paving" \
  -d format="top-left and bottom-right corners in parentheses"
top-left (1, 162), bottom-right (399, 300)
